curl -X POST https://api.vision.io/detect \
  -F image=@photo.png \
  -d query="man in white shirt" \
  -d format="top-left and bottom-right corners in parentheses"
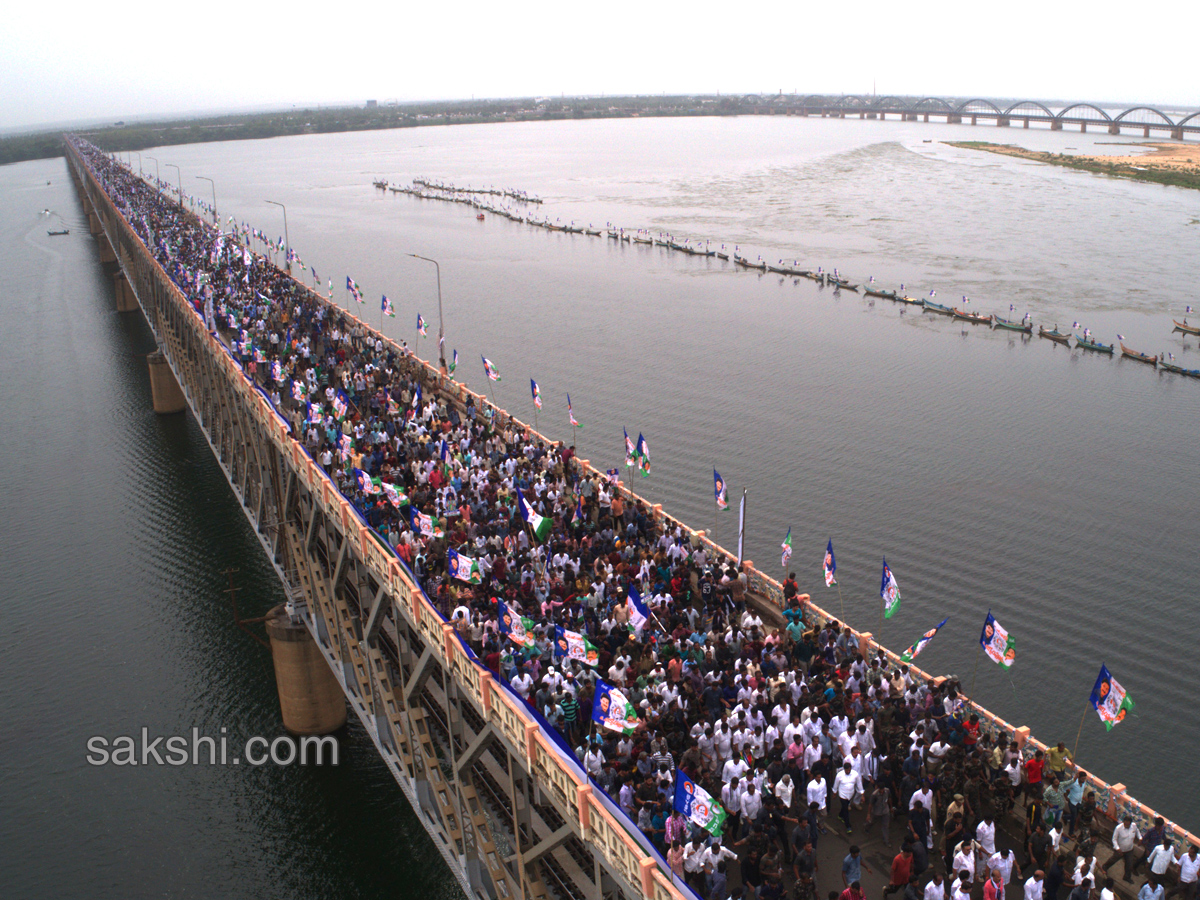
top-left (1147, 839), bottom-right (1176, 879)
top-left (1025, 872), bottom-right (1045, 900)
top-left (989, 849), bottom-right (1018, 888)
top-left (1105, 815), bottom-right (1140, 882)
top-left (832, 761), bottom-right (863, 833)
top-left (722, 755), bottom-right (750, 784)
top-left (807, 773), bottom-right (829, 829)
top-left (739, 783), bottom-right (763, 837)
top-left (976, 815), bottom-right (998, 857)
top-left (925, 873), bottom-right (947, 900)
top-left (1171, 845), bottom-right (1200, 900)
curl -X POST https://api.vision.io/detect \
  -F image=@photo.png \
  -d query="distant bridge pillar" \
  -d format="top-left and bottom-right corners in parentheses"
top-left (971, 115), bottom-right (977, 126)
top-left (113, 271), bottom-right (138, 313)
top-left (1108, 123), bottom-right (1121, 135)
top-left (1080, 122), bottom-right (1087, 133)
top-left (1172, 128), bottom-right (1184, 140)
top-left (88, 212), bottom-right (102, 235)
top-left (1023, 118), bottom-right (1030, 128)
top-left (146, 349), bottom-right (187, 414)
top-left (98, 234), bottom-right (117, 264)
top-left (923, 113), bottom-right (929, 122)
top-left (1144, 125), bottom-right (1151, 138)
top-left (879, 112), bottom-right (885, 120)
top-left (948, 114), bottom-right (962, 124)
top-left (1050, 120), bottom-right (1063, 131)
top-left (265, 605), bottom-right (348, 735)
top-left (859, 112), bottom-right (865, 119)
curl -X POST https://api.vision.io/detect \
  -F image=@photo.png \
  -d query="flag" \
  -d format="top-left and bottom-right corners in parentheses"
top-left (531, 379), bottom-right (542, 409)
top-left (291, 380), bottom-right (306, 402)
top-left (497, 600), bottom-right (535, 648)
top-left (736, 490), bottom-right (746, 566)
top-left (636, 433), bottom-right (649, 477)
top-left (447, 548), bottom-right (483, 584)
top-left (516, 488), bottom-right (552, 542)
top-left (417, 313), bottom-right (427, 336)
top-left (412, 382), bottom-right (422, 410)
top-left (338, 433), bottom-right (353, 457)
top-left (605, 468), bottom-right (620, 485)
top-left (332, 390), bottom-right (349, 420)
top-left (382, 295), bottom-right (395, 317)
top-left (781, 528), bottom-right (792, 568)
top-left (270, 360), bottom-right (282, 382)
top-left (626, 585), bottom-right (649, 633)
top-left (482, 356), bottom-right (501, 382)
top-left (567, 393), bottom-right (581, 428)
top-left (591, 680), bottom-right (640, 734)
top-left (900, 617), bottom-right (949, 663)
top-left (355, 468), bottom-right (381, 495)
top-left (409, 507), bottom-right (444, 539)
top-left (980, 612), bottom-right (1016, 668)
top-left (624, 427), bottom-right (636, 467)
top-left (553, 625), bottom-right (599, 666)
top-left (311, 266), bottom-right (318, 282)
top-left (327, 278), bottom-right (333, 299)
top-left (714, 470), bottom-right (728, 510)
top-left (448, 349), bottom-right (458, 377)
top-left (674, 769), bottom-right (728, 837)
top-left (439, 439), bottom-right (451, 465)
top-left (381, 482), bottom-right (408, 509)
top-left (823, 539), bottom-right (837, 586)
top-left (881, 558), bottom-right (901, 618)
top-left (1090, 665), bottom-right (1134, 730)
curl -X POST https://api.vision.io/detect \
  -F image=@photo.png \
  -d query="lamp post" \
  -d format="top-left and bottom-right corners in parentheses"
top-left (196, 176), bottom-right (217, 223)
top-left (265, 200), bottom-right (289, 271)
top-left (134, 151), bottom-right (142, 175)
top-left (165, 163), bottom-right (182, 207)
top-left (408, 253), bottom-right (446, 370)
top-left (146, 155), bottom-right (159, 183)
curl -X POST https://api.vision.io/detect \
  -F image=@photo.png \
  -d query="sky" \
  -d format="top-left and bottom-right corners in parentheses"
top-left (2, 0), bottom-right (1198, 131)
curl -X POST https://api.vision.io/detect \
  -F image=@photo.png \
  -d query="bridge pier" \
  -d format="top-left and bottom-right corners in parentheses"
top-left (971, 115), bottom-right (977, 126)
top-left (1145, 125), bottom-right (1151, 138)
top-left (1081, 122), bottom-right (1087, 133)
top-left (265, 605), bottom-right (348, 735)
top-left (146, 349), bottom-right (187, 414)
top-left (88, 212), bottom-right (102, 235)
top-left (113, 271), bottom-right (138, 313)
top-left (98, 234), bottom-right (117, 265)
top-left (923, 113), bottom-right (929, 122)
top-left (1051, 120), bottom-right (1063, 131)
top-left (1023, 118), bottom-right (1030, 128)
top-left (1109, 124), bottom-right (1121, 135)
top-left (948, 114), bottom-right (961, 124)
top-left (1172, 128), bottom-right (1183, 140)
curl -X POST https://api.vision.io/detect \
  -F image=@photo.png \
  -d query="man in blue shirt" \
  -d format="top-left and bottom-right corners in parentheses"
top-left (843, 845), bottom-right (869, 887)
top-left (1140, 877), bottom-right (1166, 900)
top-left (1064, 771), bottom-right (1088, 837)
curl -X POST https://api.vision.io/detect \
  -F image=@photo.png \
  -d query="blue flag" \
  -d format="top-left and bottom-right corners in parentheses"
top-left (714, 469), bottom-right (728, 510)
top-left (881, 558), bottom-right (901, 618)
top-left (591, 680), bottom-right (639, 734)
top-left (674, 769), bottom-right (729, 836)
top-left (531, 378), bottom-right (541, 409)
top-left (900, 617), bottom-right (948, 663)
top-left (626, 584), bottom-right (649, 632)
top-left (824, 539), bottom-right (837, 586)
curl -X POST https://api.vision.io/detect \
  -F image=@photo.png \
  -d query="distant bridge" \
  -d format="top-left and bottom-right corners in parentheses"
top-left (733, 95), bottom-right (1199, 138)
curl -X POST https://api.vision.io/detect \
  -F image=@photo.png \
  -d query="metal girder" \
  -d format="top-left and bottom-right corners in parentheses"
top-left (362, 582), bottom-right (391, 644)
top-left (403, 644), bottom-right (437, 705)
top-left (508, 823), bottom-right (572, 866)
top-left (453, 724), bottom-right (497, 775)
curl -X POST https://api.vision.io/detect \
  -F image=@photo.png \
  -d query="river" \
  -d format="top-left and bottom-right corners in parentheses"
top-left (2, 115), bottom-right (1198, 894)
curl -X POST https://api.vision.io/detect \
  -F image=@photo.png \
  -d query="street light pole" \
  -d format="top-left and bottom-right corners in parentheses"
top-left (165, 163), bottom-right (182, 208)
top-left (134, 151), bottom-right (142, 175)
top-left (408, 253), bottom-right (446, 370)
top-left (265, 200), bottom-right (289, 271)
top-left (147, 155), bottom-right (159, 183)
top-left (196, 176), bottom-right (217, 223)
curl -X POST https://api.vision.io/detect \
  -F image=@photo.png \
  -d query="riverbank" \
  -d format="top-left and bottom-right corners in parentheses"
top-left (947, 141), bottom-right (1200, 190)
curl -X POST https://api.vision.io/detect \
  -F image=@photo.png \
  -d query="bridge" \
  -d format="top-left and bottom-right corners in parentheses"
top-left (732, 94), bottom-right (1199, 138)
top-left (65, 138), bottom-right (1200, 900)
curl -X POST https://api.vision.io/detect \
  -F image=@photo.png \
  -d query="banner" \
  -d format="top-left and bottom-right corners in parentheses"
top-left (674, 769), bottom-right (728, 836)
top-left (592, 681), bottom-right (640, 734)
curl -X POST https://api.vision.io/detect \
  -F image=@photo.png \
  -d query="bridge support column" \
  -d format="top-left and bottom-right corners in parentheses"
top-left (147, 349), bottom-right (187, 414)
top-left (1109, 124), bottom-right (1121, 135)
top-left (98, 235), bottom-right (117, 264)
top-left (265, 605), bottom-right (348, 735)
top-left (1144, 126), bottom-right (1151, 138)
top-left (1172, 128), bottom-right (1183, 140)
top-left (923, 113), bottom-right (929, 122)
top-left (88, 212), bottom-right (102, 235)
top-left (1080, 122), bottom-right (1087, 133)
top-left (1023, 118), bottom-right (1030, 128)
top-left (971, 115), bottom-right (977, 126)
top-left (998, 117), bottom-right (1010, 127)
top-left (1051, 121), bottom-right (1062, 131)
top-left (113, 271), bottom-right (138, 313)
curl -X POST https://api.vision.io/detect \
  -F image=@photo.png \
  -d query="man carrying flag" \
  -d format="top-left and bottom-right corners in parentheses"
top-left (714, 470), bottom-right (729, 510)
top-left (1090, 665), bottom-right (1134, 730)
top-left (381, 295), bottom-right (395, 317)
top-left (881, 558), bottom-right (901, 618)
top-left (980, 612), bottom-right (1016, 668)
top-left (482, 356), bottom-right (501, 382)
top-left (530, 379), bottom-right (542, 409)
top-left (781, 528), bottom-right (792, 568)
top-left (824, 539), bottom-right (837, 586)
top-left (516, 488), bottom-right (552, 542)
top-left (674, 769), bottom-right (728, 837)
top-left (900, 618), bottom-right (949, 663)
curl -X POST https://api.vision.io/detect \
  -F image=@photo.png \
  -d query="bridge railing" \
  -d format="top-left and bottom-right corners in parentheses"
top-left (70, 140), bottom-right (1196, 881)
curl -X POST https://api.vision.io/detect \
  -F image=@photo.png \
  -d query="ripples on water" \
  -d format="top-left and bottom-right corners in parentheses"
top-left (2, 115), bottom-right (1199, 894)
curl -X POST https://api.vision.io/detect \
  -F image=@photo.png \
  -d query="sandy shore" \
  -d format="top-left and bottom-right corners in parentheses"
top-left (1088, 142), bottom-right (1200, 171)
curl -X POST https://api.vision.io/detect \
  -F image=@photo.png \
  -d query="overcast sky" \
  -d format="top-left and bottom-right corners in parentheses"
top-left (3, 0), bottom-right (1197, 131)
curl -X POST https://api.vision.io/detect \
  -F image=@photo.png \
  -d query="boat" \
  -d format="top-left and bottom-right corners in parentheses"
top-left (924, 300), bottom-right (956, 317)
top-left (47, 227), bottom-right (70, 236)
top-left (1172, 319), bottom-right (1200, 336)
top-left (1120, 343), bottom-right (1158, 366)
top-left (1039, 326), bottom-right (1071, 345)
top-left (992, 314), bottom-right (1032, 334)
top-left (372, 179), bottom-right (388, 189)
top-left (828, 278), bottom-right (859, 292)
top-left (864, 287), bottom-right (897, 299)
top-left (953, 309), bottom-right (993, 325)
top-left (734, 255), bottom-right (767, 271)
top-left (896, 295), bottom-right (924, 306)
top-left (716, 252), bottom-right (729, 260)
top-left (633, 235), bottom-right (653, 245)
top-left (584, 228), bottom-right (601, 236)
top-left (606, 231), bottom-right (620, 240)
top-left (1159, 356), bottom-right (1188, 374)
top-left (1075, 335), bottom-right (1114, 354)
top-left (476, 213), bottom-right (485, 221)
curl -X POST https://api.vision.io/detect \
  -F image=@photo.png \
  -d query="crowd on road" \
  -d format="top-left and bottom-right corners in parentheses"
top-left (75, 138), bottom-right (1197, 900)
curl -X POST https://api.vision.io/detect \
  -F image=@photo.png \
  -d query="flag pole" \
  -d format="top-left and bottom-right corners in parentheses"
top-left (713, 462), bottom-right (718, 546)
top-left (1072, 702), bottom-right (1089, 763)
top-left (968, 642), bottom-right (982, 705)
top-left (836, 580), bottom-right (845, 625)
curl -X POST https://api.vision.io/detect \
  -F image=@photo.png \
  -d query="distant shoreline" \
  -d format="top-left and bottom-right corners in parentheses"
top-left (947, 140), bottom-right (1200, 190)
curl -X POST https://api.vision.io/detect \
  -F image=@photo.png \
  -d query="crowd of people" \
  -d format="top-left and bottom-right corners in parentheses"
top-left (74, 138), bottom-right (1196, 900)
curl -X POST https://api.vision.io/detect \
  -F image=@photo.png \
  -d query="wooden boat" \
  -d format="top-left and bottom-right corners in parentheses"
top-left (633, 235), bottom-right (653, 245)
top-left (715, 252), bottom-right (729, 260)
top-left (864, 287), bottom-right (897, 299)
top-left (47, 227), bottom-right (69, 236)
top-left (828, 278), bottom-right (859, 292)
top-left (476, 213), bottom-right (485, 221)
top-left (1120, 343), bottom-right (1158, 366)
top-left (767, 264), bottom-right (789, 274)
top-left (992, 314), bottom-right (1032, 334)
top-left (1075, 335), bottom-right (1114, 354)
top-left (372, 180), bottom-right (388, 189)
top-left (606, 231), bottom-right (620, 240)
top-left (1159, 356), bottom-right (1187, 374)
top-left (1172, 319), bottom-right (1200, 336)
top-left (924, 300), bottom-right (956, 317)
top-left (896, 295), bottom-right (924, 306)
top-left (734, 256), bottom-right (766, 271)
top-left (953, 309), bottom-right (993, 325)
top-left (1039, 326), bottom-right (1071, 345)
top-left (565, 226), bottom-right (583, 234)
top-left (584, 228), bottom-right (601, 236)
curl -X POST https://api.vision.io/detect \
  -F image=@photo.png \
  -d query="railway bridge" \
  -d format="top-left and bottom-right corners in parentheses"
top-left (65, 135), bottom-right (1200, 900)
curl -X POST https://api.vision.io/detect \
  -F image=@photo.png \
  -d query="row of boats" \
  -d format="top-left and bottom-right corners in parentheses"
top-left (376, 178), bottom-right (1200, 379)
top-left (374, 178), bottom-right (542, 204)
